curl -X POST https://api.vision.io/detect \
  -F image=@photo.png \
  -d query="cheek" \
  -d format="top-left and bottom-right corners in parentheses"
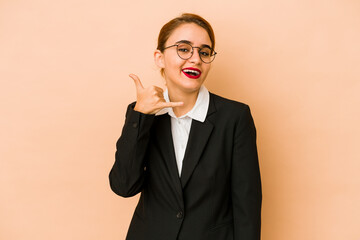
top-left (164, 56), bottom-right (185, 72)
top-left (202, 65), bottom-right (211, 75)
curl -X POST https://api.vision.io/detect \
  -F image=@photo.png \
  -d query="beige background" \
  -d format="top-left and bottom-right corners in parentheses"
top-left (1, 0), bottom-right (359, 239)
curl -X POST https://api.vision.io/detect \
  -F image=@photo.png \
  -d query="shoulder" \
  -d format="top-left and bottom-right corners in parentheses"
top-left (207, 92), bottom-right (256, 137)
top-left (209, 93), bottom-right (257, 139)
top-left (209, 92), bottom-right (251, 117)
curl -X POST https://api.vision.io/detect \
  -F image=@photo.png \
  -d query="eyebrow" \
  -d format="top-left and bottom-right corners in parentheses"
top-left (175, 40), bottom-right (212, 49)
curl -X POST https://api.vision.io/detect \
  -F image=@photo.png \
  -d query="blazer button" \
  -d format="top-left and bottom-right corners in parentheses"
top-left (176, 211), bottom-right (183, 219)
top-left (132, 122), bottom-right (138, 128)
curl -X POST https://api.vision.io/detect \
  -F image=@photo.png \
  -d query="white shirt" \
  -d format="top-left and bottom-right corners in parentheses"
top-left (156, 85), bottom-right (210, 176)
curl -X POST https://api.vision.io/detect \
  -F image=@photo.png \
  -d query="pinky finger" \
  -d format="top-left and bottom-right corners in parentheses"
top-left (160, 101), bottom-right (184, 109)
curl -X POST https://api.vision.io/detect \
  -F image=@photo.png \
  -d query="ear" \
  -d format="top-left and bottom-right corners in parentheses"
top-left (154, 49), bottom-right (165, 69)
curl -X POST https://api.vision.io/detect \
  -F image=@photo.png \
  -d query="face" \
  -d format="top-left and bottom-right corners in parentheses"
top-left (155, 23), bottom-right (212, 95)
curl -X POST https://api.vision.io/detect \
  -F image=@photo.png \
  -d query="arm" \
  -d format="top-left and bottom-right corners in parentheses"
top-left (109, 74), bottom-right (183, 197)
top-left (232, 105), bottom-right (262, 240)
top-left (109, 102), bottom-right (155, 197)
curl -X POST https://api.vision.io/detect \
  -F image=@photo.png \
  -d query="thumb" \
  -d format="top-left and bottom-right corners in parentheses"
top-left (129, 74), bottom-right (144, 90)
top-left (160, 101), bottom-right (184, 109)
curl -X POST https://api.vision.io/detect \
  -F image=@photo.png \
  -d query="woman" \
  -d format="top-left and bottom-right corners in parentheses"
top-left (109, 13), bottom-right (262, 240)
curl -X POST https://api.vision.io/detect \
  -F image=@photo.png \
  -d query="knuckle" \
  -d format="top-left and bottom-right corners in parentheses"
top-left (156, 99), bottom-right (165, 105)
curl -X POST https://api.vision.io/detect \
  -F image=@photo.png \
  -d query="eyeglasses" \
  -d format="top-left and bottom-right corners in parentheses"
top-left (163, 42), bottom-right (217, 64)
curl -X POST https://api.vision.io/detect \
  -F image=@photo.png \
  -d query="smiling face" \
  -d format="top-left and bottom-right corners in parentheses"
top-left (154, 23), bottom-right (212, 95)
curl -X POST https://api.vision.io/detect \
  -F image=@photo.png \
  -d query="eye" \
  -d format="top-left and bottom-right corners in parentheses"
top-left (177, 43), bottom-right (192, 53)
top-left (200, 50), bottom-right (210, 57)
top-left (178, 48), bottom-right (189, 52)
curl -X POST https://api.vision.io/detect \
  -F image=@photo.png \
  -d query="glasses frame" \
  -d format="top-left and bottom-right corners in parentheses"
top-left (163, 43), bottom-right (217, 64)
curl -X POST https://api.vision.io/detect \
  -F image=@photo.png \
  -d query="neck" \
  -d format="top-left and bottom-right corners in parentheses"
top-left (168, 87), bottom-right (200, 117)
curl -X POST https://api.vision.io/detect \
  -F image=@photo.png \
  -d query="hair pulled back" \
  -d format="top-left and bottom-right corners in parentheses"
top-left (157, 13), bottom-right (215, 52)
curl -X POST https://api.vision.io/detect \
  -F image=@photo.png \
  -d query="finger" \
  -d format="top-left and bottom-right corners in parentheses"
top-left (154, 91), bottom-right (165, 98)
top-left (129, 74), bottom-right (144, 90)
top-left (153, 86), bottom-right (164, 93)
top-left (159, 101), bottom-right (184, 109)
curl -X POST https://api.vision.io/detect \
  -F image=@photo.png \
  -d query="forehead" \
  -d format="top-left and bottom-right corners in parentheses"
top-left (166, 23), bottom-right (211, 46)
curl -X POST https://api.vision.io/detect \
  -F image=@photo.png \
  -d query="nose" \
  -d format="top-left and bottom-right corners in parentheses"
top-left (188, 48), bottom-right (202, 64)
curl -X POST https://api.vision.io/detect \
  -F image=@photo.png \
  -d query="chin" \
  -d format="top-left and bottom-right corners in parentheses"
top-left (180, 83), bottom-right (203, 93)
top-left (181, 76), bottom-right (204, 88)
top-left (166, 74), bottom-right (205, 93)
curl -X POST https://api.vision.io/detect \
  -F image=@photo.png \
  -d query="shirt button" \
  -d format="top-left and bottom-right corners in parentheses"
top-left (176, 211), bottom-right (183, 219)
top-left (132, 122), bottom-right (138, 128)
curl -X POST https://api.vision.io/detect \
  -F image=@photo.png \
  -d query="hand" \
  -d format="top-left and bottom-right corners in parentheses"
top-left (129, 74), bottom-right (183, 115)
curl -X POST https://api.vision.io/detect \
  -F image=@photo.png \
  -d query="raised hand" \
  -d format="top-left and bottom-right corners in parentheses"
top-left (129, 74), bottom-right (183, 115)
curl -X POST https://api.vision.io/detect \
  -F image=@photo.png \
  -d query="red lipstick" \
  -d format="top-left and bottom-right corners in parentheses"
top-left (182, 67), bottom-right (202, 79)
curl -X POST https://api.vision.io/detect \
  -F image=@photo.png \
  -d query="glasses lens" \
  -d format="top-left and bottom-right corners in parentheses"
top-left (199, 48), bottom-right (214, 63)
top-left (177, 43), bottom-right (192, 59)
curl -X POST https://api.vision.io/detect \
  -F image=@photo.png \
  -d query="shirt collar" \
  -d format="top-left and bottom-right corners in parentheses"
top-left (155, 85), bottom-right (210, 122)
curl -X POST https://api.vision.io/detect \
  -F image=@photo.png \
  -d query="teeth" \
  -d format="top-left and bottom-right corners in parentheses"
top-left (183, 69), bottom-right (200, 75)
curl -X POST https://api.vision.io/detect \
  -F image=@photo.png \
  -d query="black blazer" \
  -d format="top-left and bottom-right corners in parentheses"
top-left (109, 93), bottom-right (262, 240)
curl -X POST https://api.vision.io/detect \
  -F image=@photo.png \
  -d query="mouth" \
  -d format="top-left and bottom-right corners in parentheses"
top-left (182, 67), bottom-right (202, 79)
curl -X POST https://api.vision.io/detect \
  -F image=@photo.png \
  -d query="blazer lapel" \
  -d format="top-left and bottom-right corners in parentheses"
top-left (180, 94), bottom-right (216, 188)
top-left (155, 114), bottom-right (184, 206)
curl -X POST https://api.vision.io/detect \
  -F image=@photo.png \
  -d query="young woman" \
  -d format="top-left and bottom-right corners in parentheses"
top-left (109, 13), bottom-right (262, 240)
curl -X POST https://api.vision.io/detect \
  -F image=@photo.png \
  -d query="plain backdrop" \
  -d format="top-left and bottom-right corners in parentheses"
top-left (1, 0), bottom-right (359, 239)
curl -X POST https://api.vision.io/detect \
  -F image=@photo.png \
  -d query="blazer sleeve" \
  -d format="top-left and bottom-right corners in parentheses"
top-left (109, 102), bottom-right (155, 198)
top-left (232, 105), bottom-right (262, 240)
